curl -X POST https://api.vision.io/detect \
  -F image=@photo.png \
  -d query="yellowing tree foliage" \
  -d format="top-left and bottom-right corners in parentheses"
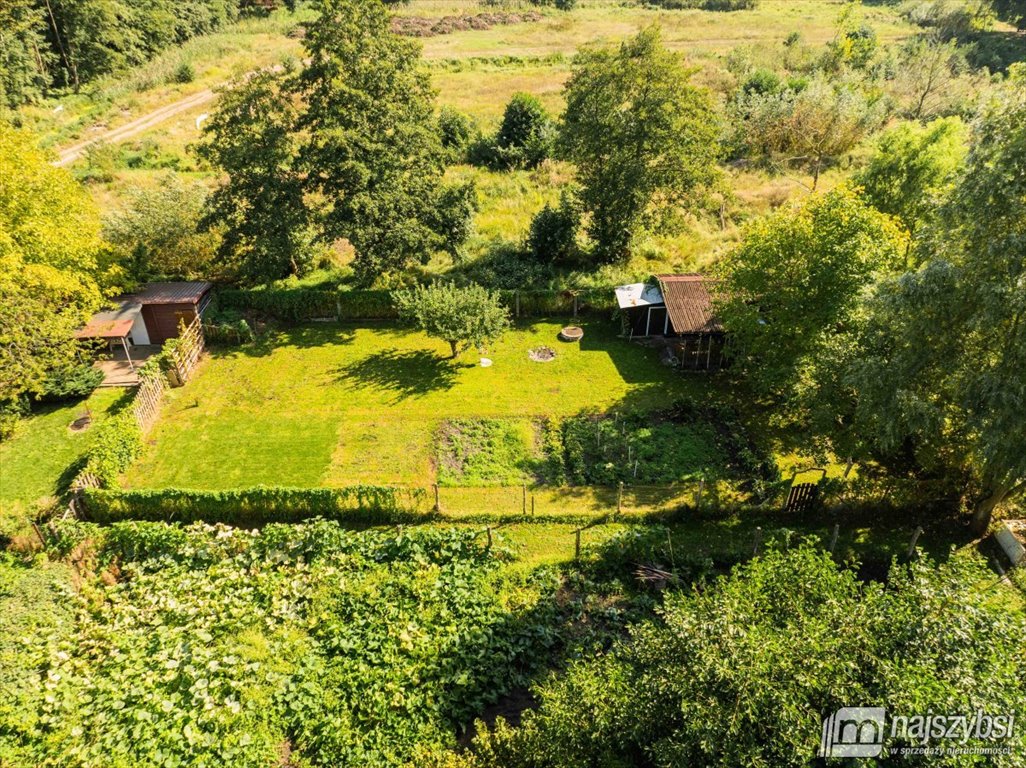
top-left (0, 124), bottom-right (113, 402)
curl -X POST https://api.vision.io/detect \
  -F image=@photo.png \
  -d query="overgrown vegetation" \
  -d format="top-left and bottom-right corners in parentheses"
top-left (465, 545), bottom-right (1026, 767)
top-left (436, 419), bottom-right (540, 486)
top-left (8, 523), bottom-right (564, 766)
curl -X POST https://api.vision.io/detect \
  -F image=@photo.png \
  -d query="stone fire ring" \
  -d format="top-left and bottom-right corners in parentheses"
top-left (559, 326), bottom-right (584, 342)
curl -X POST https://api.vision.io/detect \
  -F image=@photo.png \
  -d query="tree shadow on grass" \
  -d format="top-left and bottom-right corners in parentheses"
top-left (333, 349), bottom-right (472, 402)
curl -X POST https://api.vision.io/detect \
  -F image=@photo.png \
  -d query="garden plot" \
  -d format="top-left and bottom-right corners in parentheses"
top-left (123, 319), bottom-right (711, 490)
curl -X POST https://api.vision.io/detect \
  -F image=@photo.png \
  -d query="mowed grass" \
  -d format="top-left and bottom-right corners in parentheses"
top-left (0, 389), bottom-right (128, 521)
top-left (123, 319), bottom-right (703, 490)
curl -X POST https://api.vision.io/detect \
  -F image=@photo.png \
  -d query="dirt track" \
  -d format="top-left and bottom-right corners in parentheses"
top-left (54, 87), bottom-right (218, 167)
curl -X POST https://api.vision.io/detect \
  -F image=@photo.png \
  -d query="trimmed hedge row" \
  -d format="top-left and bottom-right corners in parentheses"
top-left (216, 286), bottom-right (619, 323)
top-left (81, 486), bottom-right (431, 526)
top-left (218, 288), bottom-right (397, 322)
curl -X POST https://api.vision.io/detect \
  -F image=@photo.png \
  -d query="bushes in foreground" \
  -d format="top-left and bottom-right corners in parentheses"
top-left (467, 545), bottom-right (1026, 767)
top-left (22, 522), bottom-right (563, 768)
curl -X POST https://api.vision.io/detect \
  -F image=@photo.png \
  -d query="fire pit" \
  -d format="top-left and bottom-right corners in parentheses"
top-left (528, 346), bottom-right (556, 363)
top-left (559, 326), bottom-right (584, 342)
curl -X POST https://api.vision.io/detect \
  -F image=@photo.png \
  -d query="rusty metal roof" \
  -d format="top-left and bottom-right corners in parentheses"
top-left (655, 274), bottom-right (722, 334)
top-left (130, 281), bottom-right (212, 305)
top-left (75, 301), bottom-right (142, 340)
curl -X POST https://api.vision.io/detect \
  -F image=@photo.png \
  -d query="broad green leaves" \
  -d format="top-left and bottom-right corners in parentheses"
top-left (16, 522), bottom-right (558, 767)
top-left (716, 186), bottom-right (906, 397)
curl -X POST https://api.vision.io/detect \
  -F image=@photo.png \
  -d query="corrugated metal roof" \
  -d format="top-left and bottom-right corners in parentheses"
top-left (130, 281), bottom-right (212, 305)
top-left (656, 274), bottom-right (722, 334)
top-left (75, 301), bottom-right (142, 339)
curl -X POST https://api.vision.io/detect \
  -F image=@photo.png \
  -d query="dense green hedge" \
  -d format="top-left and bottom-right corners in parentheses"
top-left (217, 288), bottom-right (397, 322)
top-left (217, 286), bottom-right (618, 323)
top-left (81, 485), bottom-right (431, 526)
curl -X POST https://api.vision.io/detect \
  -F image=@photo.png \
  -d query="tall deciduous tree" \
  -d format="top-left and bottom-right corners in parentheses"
top-left (855, 117), bottom-right (967, 265)
top-left (297, 0), bottom-right (452, 284)
top-left (560, 27), bottom-right (721, 263)
top-left (716, 187), bottom-right (905, 396)
top-left (201, 0), bottom-right (466, 285)
top-left (845, 77), bottom-right (1026, 532)
top-left (105, 173), bottom-right (221, 281)
top-left (393, 283), bottom-right (510, 359)
top-left (198, 69), bottom-right (312, 284)
top-left (0, 123), bottom-right (111, 402)
top-left (892, 35), bottom-right (970, 121)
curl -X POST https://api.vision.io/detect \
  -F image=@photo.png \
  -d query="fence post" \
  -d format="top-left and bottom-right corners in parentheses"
top-left (486, 526), bottom-right (493, 549)
top-left (335, 297), bottom-right (342, 322)
top-left (842, 457), bottom-right (854, 480)
top-left (906, 526), bottom-right (924, 560)
top-left (515, 290), bottom-right (521, 319)
top-left (531, 495), bottom-right (535, 516)
top-left (433, 483), bottom-right (440, 513)
top-left (575, 528), bottom-right (581, 560)
top-left (752, 526), bottom-right (763, 556)
top-left (31, 521), bottom-right (47, 549)
top-left (694, 477), bottom-right (705, 509)
top-left (522, 484), bottom-right (527, 515)
top-left (617, 481), bottom-right (624, 516)
top-left (572, 293), bottom-right (579, 318)
top-left (828, 523), bottom-right (840, 554)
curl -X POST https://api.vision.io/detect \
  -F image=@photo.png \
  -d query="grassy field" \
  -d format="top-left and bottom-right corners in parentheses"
top-left (123, 318), bottom-right (712, 490)
top-left (0, 389), bottom-right (128, 524)
top-left (36, 0), bottom-right (917, 276)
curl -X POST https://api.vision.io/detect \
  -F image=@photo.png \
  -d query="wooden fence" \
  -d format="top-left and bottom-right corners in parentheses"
top-left (167, 315), bottom-right (205, 386)
top-left (133, 371), bottom-right (168, 433)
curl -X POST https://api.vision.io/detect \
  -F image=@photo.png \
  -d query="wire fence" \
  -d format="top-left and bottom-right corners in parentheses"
top-left (432, 483), bottom-right (699, 519)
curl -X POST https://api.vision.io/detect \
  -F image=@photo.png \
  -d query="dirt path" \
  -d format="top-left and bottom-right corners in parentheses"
top-left (54, 87), bottom-right (217, 167)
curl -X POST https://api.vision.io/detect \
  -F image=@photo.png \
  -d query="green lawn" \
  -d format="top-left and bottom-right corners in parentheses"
top-left (0, 389), bottom-right (128, 523)
top-left (124, 318), bottom-right (707, 489)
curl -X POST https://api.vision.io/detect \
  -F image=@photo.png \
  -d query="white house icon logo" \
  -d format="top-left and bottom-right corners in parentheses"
top-left (819, 707), bottom-right (887, 758)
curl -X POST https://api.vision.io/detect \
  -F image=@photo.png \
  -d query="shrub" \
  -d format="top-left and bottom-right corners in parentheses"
top-left (34, 363), bottom-right (104, 402)
top-left (470, 547), bottom-right (1026, 768)
top-left (527, 192), bottom-right (580, 264)
top-left (470, 93), bottom-right (556, 171)
top-left (202, 307), bottom-right (255, 345)
top-left (0, 396), bottom-right (30, 441)
top-left (172, 62), bottom-right (195, 84)
top-left (80, 411), bottom-right (142, 488)
top-left (217, 287), bottom-right (397, 322)
top-left (438, 107), bottom-right (476, 162)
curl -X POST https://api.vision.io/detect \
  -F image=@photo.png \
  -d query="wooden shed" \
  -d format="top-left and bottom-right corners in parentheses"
top-left (130, 282), bottom-right (213, 344)
top-left (75, 282), bottom-right (212, 384)
top-left (615, 274), bottom-right (726, 371)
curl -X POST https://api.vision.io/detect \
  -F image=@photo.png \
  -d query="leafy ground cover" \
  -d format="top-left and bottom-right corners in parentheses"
top-left (1, 514), bottom-right (1000, 767)
top-left (6, 519), bottom-right (669, 768)
top-left (0, 389), bottom-right (128, 525)
top-left (123, 319), bottom-right (710, 490)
